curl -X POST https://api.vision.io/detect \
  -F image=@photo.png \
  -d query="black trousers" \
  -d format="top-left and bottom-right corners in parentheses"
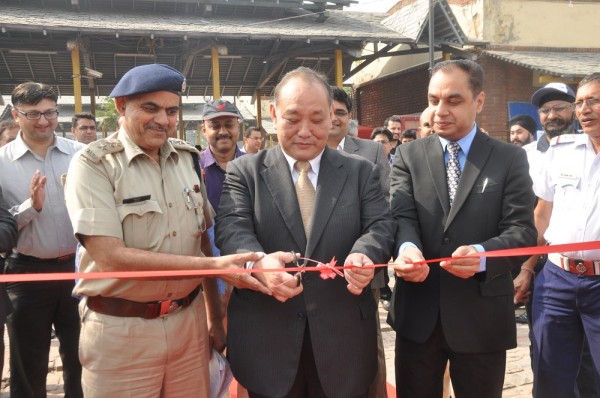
top-left (0, 256), bottom-right (12, 379)
top-left (5, 256), bottom-right (82, 398)
top-left (526, 270), bottom-right (600, 398)
top-left (395, 319), bottom-right (506, 398)
top-left (248, 325), bottom-right (368, 398)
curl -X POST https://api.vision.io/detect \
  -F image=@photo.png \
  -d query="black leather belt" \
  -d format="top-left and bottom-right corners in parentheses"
top-left (10, 253), bottom-right (75, 264)
top-left (86, 287), bottom-right (201, 319)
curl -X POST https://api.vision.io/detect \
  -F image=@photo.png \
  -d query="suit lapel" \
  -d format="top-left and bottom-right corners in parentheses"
top-left (424, 137), bottom-right (451, 215)
top-left (445, 131), bottom-right (491, 230)
top-left (261, 147), bottom-right (306, 249)
top-left (343, 136), bottom-right (359, 154)
top-left (305, 148), bottom-right (347, 257)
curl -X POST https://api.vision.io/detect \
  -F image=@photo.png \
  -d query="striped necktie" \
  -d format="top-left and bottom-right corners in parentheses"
top-left (446, 142), bottom-right (461, 206)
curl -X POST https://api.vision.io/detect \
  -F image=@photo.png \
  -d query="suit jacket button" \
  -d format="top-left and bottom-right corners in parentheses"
top-left (297, 312), bottom-right (306, 319)
top-left (443, 237), bottom-right (450, 245)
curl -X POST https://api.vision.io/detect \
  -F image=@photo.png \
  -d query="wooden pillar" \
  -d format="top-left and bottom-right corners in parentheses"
top-left (335, 49), bottom-right (343, 88)
top-left (70, 44), bottom-right (83, 113)
top-left (211, 47), bottom-right (221, 99)
top-left (89, 84), bottom-right (96, 116)
top-left (256, 90), bottom-right (262, 129)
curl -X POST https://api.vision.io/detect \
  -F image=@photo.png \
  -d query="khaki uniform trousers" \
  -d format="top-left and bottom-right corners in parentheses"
top-left (79, 293), bottom-right (209, 398)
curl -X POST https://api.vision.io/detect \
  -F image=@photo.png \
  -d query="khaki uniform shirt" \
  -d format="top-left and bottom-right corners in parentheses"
top-left (65, 130), bottom-right (214, 301)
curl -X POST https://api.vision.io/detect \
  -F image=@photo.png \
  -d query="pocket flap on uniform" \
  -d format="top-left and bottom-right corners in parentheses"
top-left (116, 200), bottom-right (163, 222)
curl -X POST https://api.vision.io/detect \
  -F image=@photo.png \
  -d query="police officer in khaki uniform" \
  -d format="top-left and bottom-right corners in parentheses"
top-left (64, 64), bottom-right (276, 398)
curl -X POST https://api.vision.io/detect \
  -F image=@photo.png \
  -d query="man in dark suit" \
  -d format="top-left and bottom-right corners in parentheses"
top-left (215, 67), bottom-right (395, 398)
top-left (0, 185), bottom-right (17, 378)
top-left (389, 59), bottom-right (537, 398)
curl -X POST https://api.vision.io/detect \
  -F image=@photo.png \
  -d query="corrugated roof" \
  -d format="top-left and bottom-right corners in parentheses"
top-left (484, 51), bottom-right (600, 78)
top-left (0, 6), bottom-right (406, 43)
top-left (381, 0), bottom-right (474, 46)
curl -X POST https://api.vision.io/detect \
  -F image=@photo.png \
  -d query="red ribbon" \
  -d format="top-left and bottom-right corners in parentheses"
top-left (1, 241), bottom-right (599, 283)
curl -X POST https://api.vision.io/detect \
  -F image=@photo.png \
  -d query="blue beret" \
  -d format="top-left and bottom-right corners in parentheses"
top-left (109, 64), bottom-right (186, 98)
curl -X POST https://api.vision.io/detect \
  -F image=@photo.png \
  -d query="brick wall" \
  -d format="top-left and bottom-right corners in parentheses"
top-left (354, 55), bottom-right (564, 142)
top-left (355, 66), bottom-right (430, 129)
top-left (477, 55), bottom-right (538, 140)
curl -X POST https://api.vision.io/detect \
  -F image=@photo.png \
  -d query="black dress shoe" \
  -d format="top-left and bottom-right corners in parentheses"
top-left (515, 313), bottom-right (528, 324)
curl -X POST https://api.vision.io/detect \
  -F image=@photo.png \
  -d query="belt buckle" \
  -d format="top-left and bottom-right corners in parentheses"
top-left (575, 261), bottom-right (587, 274)
top-left (159, 299), bottom-right (182, 317)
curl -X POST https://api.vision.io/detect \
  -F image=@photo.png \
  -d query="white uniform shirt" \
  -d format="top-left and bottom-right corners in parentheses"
top-left (0, 132), bottom-right (83, 258)
top-left (534, 134), bottom-right (600, 260)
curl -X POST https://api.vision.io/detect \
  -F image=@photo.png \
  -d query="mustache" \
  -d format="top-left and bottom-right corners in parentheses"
top-left (216, 134), bottom-right (233, 140)
top-left (145, 123), bottom-right (168, 132)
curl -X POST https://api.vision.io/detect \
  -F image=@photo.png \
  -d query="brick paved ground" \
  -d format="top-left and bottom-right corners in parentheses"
top-left (0, 288), bottom-right (534, 397)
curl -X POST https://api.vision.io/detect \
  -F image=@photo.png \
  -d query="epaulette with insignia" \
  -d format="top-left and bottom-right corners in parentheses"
top-left (81, 138), bottom-right (124, 163)
top-left (550, 134), bottom-right (577, 146)
top-left (168, 138), bottom-right (197, 153)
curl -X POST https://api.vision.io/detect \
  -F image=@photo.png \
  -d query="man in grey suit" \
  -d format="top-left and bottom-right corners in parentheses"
top-left (389, 60), bottom-right (537, 397)
top-left (327, 87), bottom-right (390, 201)
top-left (216, 67), bottom-right (395, 398)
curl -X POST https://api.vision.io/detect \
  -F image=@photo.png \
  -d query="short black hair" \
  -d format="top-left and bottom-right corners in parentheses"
top-left (274, 67), bottom-right (332, 108)
top-left (370, 127), bottom-right (393, 142)
top-left (508, 115), bottom-right (537, 135)
top-left (331, 86), bottom-right (352, 112)
top-left (244, 126), bottom-right (262, 138)
top-left (401, 129), bottom-right (417, 140)
top-left (72, 112), bottom-right (96, 128)
top-left (0, 119), bottom-right (19, 136)
top-left (384, 115), bottom-right (402, 128)
top-left (11, 82), bottom-right (58, 107)
top-left (578, 72), bottom-right (600, 89)
top-left (431, 59), bottom-right (484, 98)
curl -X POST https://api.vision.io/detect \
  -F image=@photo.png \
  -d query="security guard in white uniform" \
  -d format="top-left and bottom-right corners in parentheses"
top-left (531, 73), bottom-right (600, 398)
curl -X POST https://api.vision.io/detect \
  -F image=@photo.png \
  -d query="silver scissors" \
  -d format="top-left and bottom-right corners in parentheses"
top-left (291, 251), bottom-right (304, 287)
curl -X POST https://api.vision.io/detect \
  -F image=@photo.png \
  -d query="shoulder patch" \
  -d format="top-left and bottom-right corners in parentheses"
top-left (550, 134), bottom-right (577, 146)
top-left (168, 138), bottom-right (198, 154)
top-left (81, 138), bottom-right (124, 163)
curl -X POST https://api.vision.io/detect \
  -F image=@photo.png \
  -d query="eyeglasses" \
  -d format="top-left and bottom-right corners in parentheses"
top-left (15, 109), bottom-right (59, 120)
top-left (574, 98), bottom-right (600, 110)
top-left (248, 137), bottom-right (264, 141)
top-left (538, 104), bottom-right (572, 115)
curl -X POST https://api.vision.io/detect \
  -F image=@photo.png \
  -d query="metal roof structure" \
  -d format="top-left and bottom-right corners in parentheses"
top-left (484, 50), bottom-right (600, 79)
top-left (0, 0), bottom-right (415, 100)
top-left (0, 0), bottom-right (478, 103)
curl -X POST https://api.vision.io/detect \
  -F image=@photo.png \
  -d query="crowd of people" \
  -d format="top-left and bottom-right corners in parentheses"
top-left (0, 59), bottom-right (598, 398)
